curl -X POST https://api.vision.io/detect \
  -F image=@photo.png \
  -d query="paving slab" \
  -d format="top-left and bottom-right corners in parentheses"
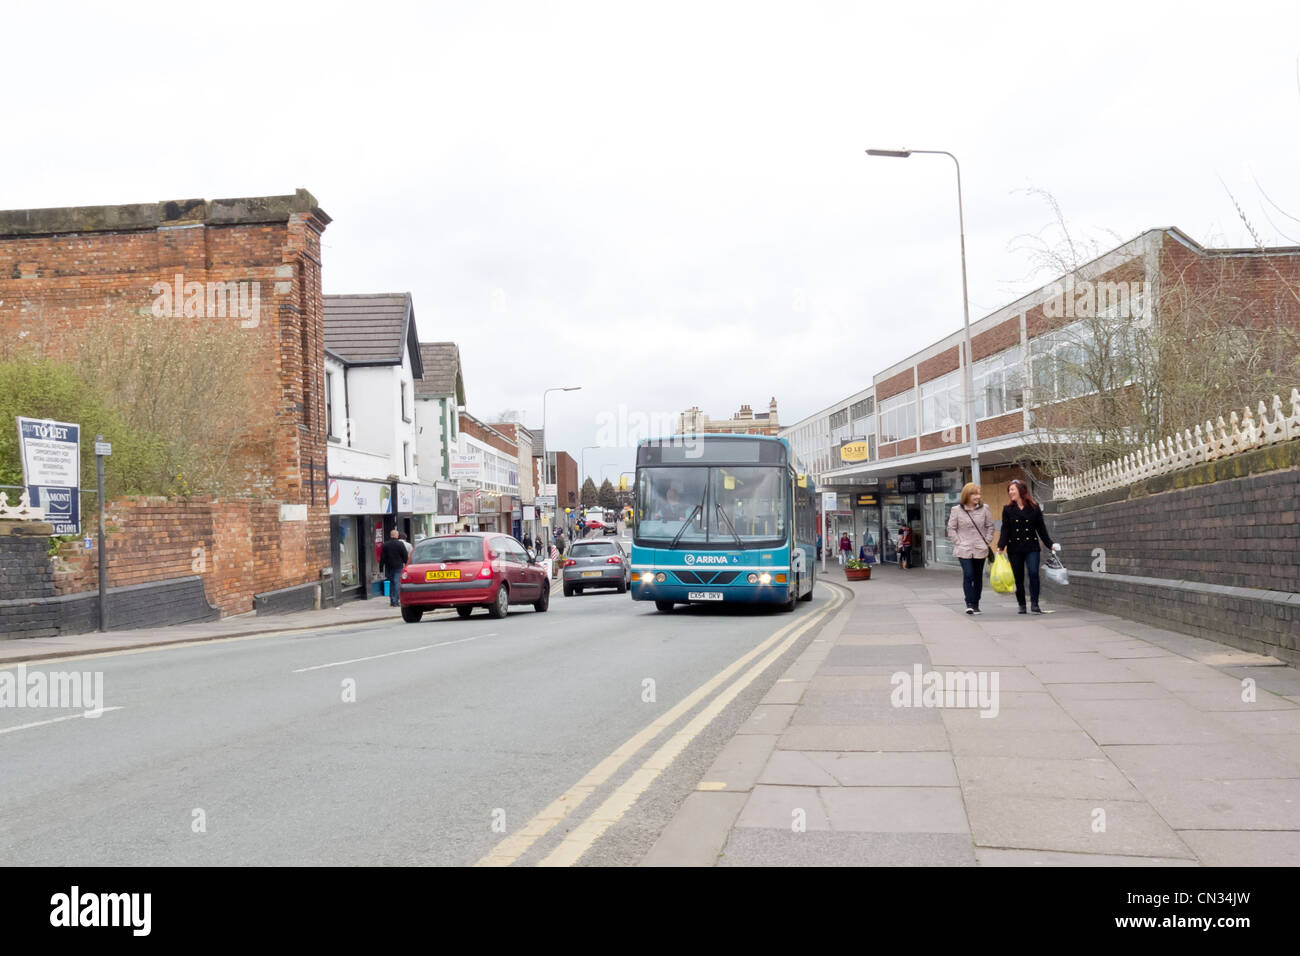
top-left (735, 704), bottom-right (797, 736)
top-left (695, 733), bottom-right (778, 792)
top-left (964, 794), bottom-right (1194, 858)
top-left (1056, 698), bottom-right (1243, 745)
top-left (1212, 709), bottom-right (1300, 736)
top-left (1047, 682), bottom-right (1172, 701)
top-left (718, 829), bottom-right (977, 866)
top-left (1131, 777), bottom-right (1300, 830)
top-left (1172, 688), bottom-right (1298, 712)
top-left (1177, 830), bottom-right (1300, 866)
top-left (757, 750), bottom-right (841, 786)
top-left (778, 724), bottom-right (951, 752)
top-left (1223, 665), bottom-right (1300, 698)
top-left (805, 751), bottom-right (959, 787)
top-left (824, 645), bottom-right (931, 668)
top-left (760, 680), bottom-right (807, 706)
top-left (734, 785), bottom-right (830, 830)
top-left (818, 786), bottom-right (968, 833)
top-left (975, 848), bottom-right (1199, 867)
top-left (954, 755), bottom-right (1142, 801)
top-left (947, 728), bottom-right (1105, 759)
top-left (940, 707), bottom-right (1079, 732)
top-left (1104, 742), bottom-right (1300, 781)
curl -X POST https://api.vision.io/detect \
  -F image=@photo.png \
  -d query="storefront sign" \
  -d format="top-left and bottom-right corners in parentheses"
top-left (897, 474), bottom-right (919, 494)
top-left (412, 484), bottom-right (437, 513)
top-left (523, 506), bottom-right (535, 520)
top-left (536, 495), bottom-right (556, 508)
top-left (328, 478), bottom-right (391, 515)
top-left (450, 454), bottom-right (481, 480)
top-left (458, 490), bottom-right (478, 516)
top-left (437, 488), bottom-right (458, 517)
top-left (16, 417), bottom-right (81, 533)
top-left (821, 492), bottom-right (837, 512)
top-left (856, 494), bottom-right (878, 507)
top-left (838, 440), bottom-right (870, 463)
top-left (396, 483), bottom-right (414, 513)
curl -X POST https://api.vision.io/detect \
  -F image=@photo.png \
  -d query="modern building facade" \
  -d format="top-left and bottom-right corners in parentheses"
top-left (784, 227), bottom-right (1300, 569)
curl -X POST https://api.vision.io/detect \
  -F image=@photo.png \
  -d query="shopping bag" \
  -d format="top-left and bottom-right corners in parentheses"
top-left (1043, 552), bottom-right (1069, 586)
top-left (989, 553), bottom-right (1015, 593)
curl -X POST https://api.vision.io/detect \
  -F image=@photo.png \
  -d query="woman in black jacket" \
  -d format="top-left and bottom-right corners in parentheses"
top-left (995, 479), bottom-right (1061, 614)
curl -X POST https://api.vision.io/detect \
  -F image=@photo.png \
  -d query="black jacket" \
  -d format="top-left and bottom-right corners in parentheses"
top-left (996, 503), bottom-right (1055, 554)
top-left (380, 538), bottom-right (409, 573)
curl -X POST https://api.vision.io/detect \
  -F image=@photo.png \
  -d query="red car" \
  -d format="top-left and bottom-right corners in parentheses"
top-left (398, 533), bottom-right (550, 622)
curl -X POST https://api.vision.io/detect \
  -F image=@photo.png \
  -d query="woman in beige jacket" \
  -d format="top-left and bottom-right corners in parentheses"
top-left (947, 482), bottom-right (996, 615)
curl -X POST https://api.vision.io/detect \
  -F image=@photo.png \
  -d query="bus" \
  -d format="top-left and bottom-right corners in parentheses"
top-left (629, 434), bottom-right (817, 612)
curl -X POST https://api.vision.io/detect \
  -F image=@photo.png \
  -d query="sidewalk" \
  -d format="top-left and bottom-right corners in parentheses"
top-left (0, 596), bottom-right (410, 665)
top-left (644, 561), bottom-right (1300, 866)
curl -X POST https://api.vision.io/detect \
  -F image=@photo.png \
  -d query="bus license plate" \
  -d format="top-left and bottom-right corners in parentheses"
top-left (687, 591), bottom-right (724, 601)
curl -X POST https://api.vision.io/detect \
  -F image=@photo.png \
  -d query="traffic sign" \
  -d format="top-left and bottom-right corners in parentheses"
top-left (95, 441), bottom-right (112, 457)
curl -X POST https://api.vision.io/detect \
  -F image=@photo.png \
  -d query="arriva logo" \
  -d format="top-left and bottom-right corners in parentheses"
top-left (685, 554), bottom-right (730, 565)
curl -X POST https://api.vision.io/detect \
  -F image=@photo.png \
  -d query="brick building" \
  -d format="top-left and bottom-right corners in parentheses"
top-left (0, 190), bottom-right (333, 627)
top-left (677, 398), bottom-right (780, 436)
top-left (784, 227), bottom-right (1300, 569)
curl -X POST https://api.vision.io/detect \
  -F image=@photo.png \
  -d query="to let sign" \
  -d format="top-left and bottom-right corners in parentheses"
top-left (16, 417), bottom-right (81, 534)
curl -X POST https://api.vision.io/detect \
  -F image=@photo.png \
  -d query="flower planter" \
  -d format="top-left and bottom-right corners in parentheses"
top-left (845, 567), bottom-right (871, 581)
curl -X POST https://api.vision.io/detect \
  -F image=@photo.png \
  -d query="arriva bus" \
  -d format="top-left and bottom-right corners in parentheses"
top-left (629, 434), bottom-right (817, 612)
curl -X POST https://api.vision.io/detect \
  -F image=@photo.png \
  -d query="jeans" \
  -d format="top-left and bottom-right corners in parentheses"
top-left (959, 557), bottom-right (986, 608)
top-left (387, 569), bottom-right (402, 606)
top-left (1008, 550), bottom-right (1041, 607)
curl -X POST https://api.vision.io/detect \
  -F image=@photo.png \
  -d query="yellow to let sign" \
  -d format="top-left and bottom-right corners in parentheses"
top-left (840, 441), bottom-right (869, 462)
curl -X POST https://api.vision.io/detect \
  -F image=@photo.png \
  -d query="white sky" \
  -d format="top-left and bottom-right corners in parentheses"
top-left (6, 0), bottom-right (1300, 485)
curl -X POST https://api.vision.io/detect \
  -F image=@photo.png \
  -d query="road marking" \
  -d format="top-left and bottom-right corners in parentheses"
top-left (474, 583), bottom-right (845, 867)
top-left (0, 706), bottom-right (124, 735)
top-left (292, 635), bottom-right (486, 673)
top-left (537, 584), bottom-right (845, 866)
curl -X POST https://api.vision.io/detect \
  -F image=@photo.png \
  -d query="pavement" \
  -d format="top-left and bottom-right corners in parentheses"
top-left (0, 572), bottom-right (570, 665)
top-left (642, 559), bottom-right (1300, 866)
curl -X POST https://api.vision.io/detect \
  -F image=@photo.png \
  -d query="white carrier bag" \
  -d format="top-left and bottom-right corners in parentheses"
top-left (1043, 551), bottom-right (1069, 586)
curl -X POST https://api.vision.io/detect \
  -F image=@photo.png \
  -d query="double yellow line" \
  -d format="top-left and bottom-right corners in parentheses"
top-left (475, 582), bottom-right (846, 867)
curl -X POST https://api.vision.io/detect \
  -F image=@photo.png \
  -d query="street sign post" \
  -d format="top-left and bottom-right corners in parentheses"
top-left (95, 435), bottom-right (110, 631)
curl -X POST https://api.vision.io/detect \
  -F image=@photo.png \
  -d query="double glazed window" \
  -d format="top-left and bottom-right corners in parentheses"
top-left (878, 389), bottom-right (917, 443)
top-left (920, 370), bottom-right (963, 434)
top-left (972, 345), bottom-right (1026, 419)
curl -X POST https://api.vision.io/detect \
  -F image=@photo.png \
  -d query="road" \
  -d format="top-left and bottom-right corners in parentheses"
top-left (0, 540), bottom-right (841, 866)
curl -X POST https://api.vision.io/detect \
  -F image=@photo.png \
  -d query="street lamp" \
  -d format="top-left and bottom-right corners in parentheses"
top-left (866, 147), bottom-right (980, 485)
top-left (541, 386), bottom-right (581, 485)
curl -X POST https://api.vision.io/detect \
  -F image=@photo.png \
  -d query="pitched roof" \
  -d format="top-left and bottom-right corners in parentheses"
top-left (323, 293), bottom-right (422, 376)
top-left (415, 342), bottom-right (465, 403)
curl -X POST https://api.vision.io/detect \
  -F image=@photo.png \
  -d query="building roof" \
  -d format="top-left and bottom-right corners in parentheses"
top-left (415, 342), bottom-right (465, 404)
top-left (323, 293), bottom-right (423, 376)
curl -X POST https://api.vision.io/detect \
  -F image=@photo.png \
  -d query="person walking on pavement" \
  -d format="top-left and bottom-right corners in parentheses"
top-left (838, 532), bottom-right (852, 566)
top-left (379, 529), bottom-right (409, 608)
top-left (948, 482), bottom-right (995, 615)
top-left (897, 524), bottom-right (913, 569)
top-left (996, 478), bottom-right (1061, 614)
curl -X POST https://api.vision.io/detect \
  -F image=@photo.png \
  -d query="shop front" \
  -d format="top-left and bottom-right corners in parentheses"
top-left (328, 477), bottom-right (393, 602)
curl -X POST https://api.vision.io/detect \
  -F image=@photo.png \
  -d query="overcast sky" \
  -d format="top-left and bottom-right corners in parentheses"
top-left (6, 1), bottom-right (1300, 485)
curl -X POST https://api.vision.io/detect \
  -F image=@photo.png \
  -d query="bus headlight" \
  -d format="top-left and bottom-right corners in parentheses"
top-left (641, 572), bottom-right (655, 583)
top-left (655, 572), bottom-right (666, 583)
top-left (746, 573), bottom-right (758, 584)
top-left (759, 572), bottom-right (772, 584)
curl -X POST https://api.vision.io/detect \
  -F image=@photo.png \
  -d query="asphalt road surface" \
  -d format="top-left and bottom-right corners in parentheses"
top-left (0, 553), bottom-right (839, 866)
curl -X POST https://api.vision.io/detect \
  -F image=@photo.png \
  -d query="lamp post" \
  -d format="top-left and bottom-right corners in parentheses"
top-left (580, 445), bottom-right (599, 490)
top-left (541, 386), bottom-right (581, 485)
top-left (866, 148), bottom-right (980, 485)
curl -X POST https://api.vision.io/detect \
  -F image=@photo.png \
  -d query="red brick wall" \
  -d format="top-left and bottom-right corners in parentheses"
top-left (972, 317), bottom-right (1021, 361)
top-left (460, 416), bottom-right (517, 456)
top-left (919, 428), bottom-right (965, 452)
top-left (917, 347), bottom-right (959, 384)
top-left (875, 368), bottom-right (914, 402)
top-left (0, 193), bottom-right (332, 613)
top-left (976, 411), bottom-right (1024, 440)
top-left (52, 495), bottom-right (314, 616)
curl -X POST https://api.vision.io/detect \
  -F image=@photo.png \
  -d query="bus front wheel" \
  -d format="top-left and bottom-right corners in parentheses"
top-left (654, 600), bottom-right (674, 612)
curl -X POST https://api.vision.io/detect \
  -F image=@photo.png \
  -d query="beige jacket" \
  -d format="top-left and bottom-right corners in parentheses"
top-left (947, 503), bottom-right (995, 559)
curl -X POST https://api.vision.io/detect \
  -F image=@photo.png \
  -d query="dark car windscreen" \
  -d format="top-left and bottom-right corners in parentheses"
top-left (411, 537), bottom-right (483, 564)
top-left (570, 542), bottom-right (617, 557)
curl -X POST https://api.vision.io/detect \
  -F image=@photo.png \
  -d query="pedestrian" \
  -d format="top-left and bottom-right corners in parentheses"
top-left (379, 529), bottom-right (409, 608)
top-left (897, 524), bottom-right (912, 569)
top-left (838, 532), bottom-right (851, 566)
top-left (947, 482), bottom-right (995, 615)
top-left (995, 478), bottom-right (1061, 614)
top-left (401, 532), bottom-right (413, 558)
top-left (816, 532), bottom-right (822, 561)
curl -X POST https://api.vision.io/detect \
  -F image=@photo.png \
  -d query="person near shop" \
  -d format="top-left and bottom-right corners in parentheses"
top-left (816, 532), bottom-right (822, 560)
top-left (897, 524), bottom-right (913, 569)
top-left (838, 532), bottom-right (852, 566)
top-left (996, 478), bottom-right (1061, 614)
top-left (947, 482), bottom-right (995, 615)
top-left (379, 529), bottom-right (409, 608)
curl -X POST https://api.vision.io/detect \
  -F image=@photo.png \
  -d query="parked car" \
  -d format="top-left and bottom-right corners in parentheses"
top-left (562, 539), bottom-right (629, 595)
top-left (398, 533), bottom-right (549, 622)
